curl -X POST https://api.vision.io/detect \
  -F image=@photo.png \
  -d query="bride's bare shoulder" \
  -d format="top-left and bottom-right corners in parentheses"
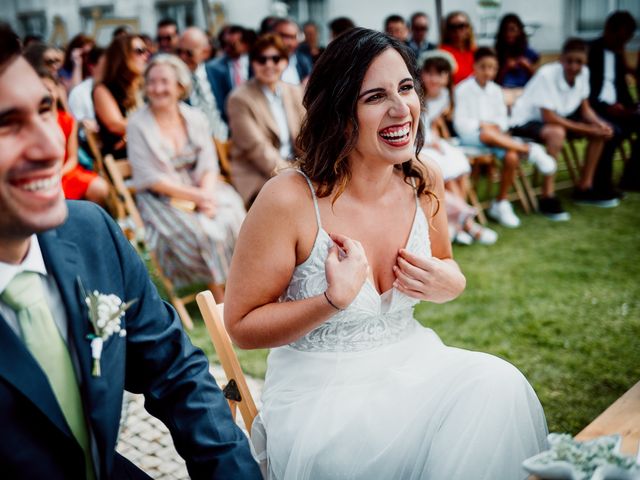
top-left (253, 169), bottom-right (314, 210)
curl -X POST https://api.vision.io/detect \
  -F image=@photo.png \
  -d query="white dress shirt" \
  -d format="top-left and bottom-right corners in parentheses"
top-left (510, 62), bottom-right (590, 127)
top-left (453, 77), bottom-right (508, 137)
top-left (68, 78), bottom-right (96, 122)
top-left (191, 64), bottom-right (229, 140)
top-left (262, 84), bottom-right (292, 160)
top-left (281, 54), bottom-right (301, 85)
top-left (598, 49), bottom-right (617, 105)
top-left (0, 235), bottom-right (69, 342)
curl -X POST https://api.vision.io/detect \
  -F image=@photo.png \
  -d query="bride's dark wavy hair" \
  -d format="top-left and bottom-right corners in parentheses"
top-left (296, 27), bottom-right (436, 205)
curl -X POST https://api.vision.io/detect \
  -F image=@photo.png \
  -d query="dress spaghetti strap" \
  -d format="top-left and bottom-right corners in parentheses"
top-left (296, 170), bottom-right (322, 230)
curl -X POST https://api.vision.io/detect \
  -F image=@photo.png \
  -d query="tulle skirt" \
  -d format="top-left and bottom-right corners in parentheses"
top-left (255, 322), bottom-right (547, 480)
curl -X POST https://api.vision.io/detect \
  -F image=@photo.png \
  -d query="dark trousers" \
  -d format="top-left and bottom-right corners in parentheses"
top-left (593, 107), bottom-right (640, 192)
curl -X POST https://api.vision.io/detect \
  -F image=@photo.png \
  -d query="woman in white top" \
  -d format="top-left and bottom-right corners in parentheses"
top-left (224, 28), bottom-right (547, 480)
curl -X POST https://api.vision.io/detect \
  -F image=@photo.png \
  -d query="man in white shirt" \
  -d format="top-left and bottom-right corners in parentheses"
top-left (588, 11), bottom-right (639, 194)
top-left (510, 38), bottom-right (615, 207)
top-left (455, 47), bottom-right (566, 227)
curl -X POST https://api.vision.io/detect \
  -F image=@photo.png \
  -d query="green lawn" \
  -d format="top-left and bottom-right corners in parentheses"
top-left (183, 189), bottom-right (639, 435)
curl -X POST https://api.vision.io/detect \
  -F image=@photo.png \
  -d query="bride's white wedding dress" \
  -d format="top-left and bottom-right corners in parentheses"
top-left (253, 172), bottom-right (548, 479)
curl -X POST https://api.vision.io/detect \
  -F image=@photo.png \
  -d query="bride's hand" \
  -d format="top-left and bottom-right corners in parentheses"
top-left (324, 233), bottom-right (369, 310)
top-left (393, 248), bottom-right (465, 303)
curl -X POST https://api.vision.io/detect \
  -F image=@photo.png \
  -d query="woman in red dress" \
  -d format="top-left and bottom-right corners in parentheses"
top-left (440, 11), bottom-right (476, 85)
top-left (39, 70), bottom-right (109, 204)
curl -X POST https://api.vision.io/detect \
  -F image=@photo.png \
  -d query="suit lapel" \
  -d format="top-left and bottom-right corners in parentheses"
top-left (0, 312), bottom-right (73, 438)
top-left (39, 227), bottom-right (111, 474)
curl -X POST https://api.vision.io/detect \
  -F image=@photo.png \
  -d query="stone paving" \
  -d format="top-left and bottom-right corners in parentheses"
top-left (116, 364), bottom-right (263, 479)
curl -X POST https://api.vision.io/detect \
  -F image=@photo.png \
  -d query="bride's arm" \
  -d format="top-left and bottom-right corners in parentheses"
top-left (392, 160), bottom-right (466, 303)
top-left (224, 172), bottom-right (368, 349)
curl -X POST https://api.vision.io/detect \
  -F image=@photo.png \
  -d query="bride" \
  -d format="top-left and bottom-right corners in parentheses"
top-left (224, 28), bottom-right (547, 480)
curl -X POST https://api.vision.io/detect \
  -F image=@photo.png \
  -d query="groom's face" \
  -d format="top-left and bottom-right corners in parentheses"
top-left (0, 57), bottom-right (67, 242)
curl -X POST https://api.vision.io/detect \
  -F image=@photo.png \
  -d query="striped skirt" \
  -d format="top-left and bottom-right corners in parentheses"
top-left (137, 183), bottom-right (245, 288)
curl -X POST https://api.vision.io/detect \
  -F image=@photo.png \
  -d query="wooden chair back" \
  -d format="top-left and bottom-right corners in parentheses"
top-left (196, 290), bottom-right (258, 433)
top-left (214, 138), bottom-right (233, 185)
top-left (102, 155), bottom-right (196, 330)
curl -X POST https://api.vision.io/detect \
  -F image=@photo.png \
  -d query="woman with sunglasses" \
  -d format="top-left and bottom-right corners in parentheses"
top-left (93, 34), bottom-right (149, 159)
top-left (440, 11), bottom-right (476, 84)
top-left (227, 33), bottom-right (305, 207)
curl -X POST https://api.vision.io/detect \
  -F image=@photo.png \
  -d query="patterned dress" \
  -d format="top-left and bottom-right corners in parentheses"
top-left (136, 139), bottom-right (245, 287)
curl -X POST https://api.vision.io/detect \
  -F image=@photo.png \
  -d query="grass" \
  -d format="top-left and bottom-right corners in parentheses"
top-left (165, 150), bottom-right (639, 435)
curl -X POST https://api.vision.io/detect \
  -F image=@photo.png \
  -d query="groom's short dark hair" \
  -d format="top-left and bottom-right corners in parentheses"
top-left (0, 23), bottom-right (21, 75)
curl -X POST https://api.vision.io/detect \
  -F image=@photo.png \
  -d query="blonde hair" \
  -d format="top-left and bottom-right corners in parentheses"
top-left (144, 53), bottom-right (192, 100)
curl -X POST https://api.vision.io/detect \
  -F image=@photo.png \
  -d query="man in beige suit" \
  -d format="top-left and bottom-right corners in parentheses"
top-left (227, 34), bottom-right (306, 206)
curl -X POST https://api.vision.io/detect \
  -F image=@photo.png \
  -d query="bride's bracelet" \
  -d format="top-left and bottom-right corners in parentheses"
top-left (323, 291), bottom-right (344, 311)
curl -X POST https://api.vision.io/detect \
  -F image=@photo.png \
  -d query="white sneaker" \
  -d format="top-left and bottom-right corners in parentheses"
top-left (466, 222), bottom-right (498, 245)
top-left (488, 200), bottom-right (521, 228)
top-left (527, 143), bottom-right (557, 175)
top-left (454, 230), bottom-right (474, 245)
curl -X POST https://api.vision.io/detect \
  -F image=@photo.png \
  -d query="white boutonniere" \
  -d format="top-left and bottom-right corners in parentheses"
top-left (80, 282), bottom-right (136, 377)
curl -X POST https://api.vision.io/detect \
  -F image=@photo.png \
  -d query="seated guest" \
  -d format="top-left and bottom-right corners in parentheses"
top-left (59, 34), bottom-right (95, 93)
top-left (23, 42), bottom-right (68, 111)
top-left (93, 34), bottom-right (148, 159)
top-left (273, 18), bottom-right (313, 85)
top-left (408, 12), bottom-right (436, 59)
top-left (495, 13), bottom-right (539, 88)
top-left (178, 27), bottom-right (229, 140)
top-left (38, 69), bottom-right (109, 205)
top-left (127, 54), bottom-right (245, 300)
top-left (156, 17), bottom-right (179, 54)
top-left (588, 11), bottom-right (640, 193)
top-left (440, 11), bottom-right (476, 85)
top-left (418, 51), bottom-right (497, 245)
top-left (455, 47), bottom-right (566, 227)
top-left (510, 38), bottom-right (616, 207)
top-left (299, 21), bottom-right (324, 63)
top-left (328, 16), bottom-right (356, 41)
top-left (384, 14), bottom-right (409, 43)
top-left (0, 23), bottom-right (261, 478)
top-left (227, 34), bottom-right (305, 206)
top-left (68, 46), bottom-right (105, 124)
top-left (206, 25), bottom-right (254, 123)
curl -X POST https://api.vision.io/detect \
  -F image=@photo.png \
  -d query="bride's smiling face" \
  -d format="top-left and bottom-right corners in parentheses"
top-left (352, 48), bottom-right (420, 166)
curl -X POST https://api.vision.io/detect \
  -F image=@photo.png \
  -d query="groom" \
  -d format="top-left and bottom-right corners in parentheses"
top-left (0, 23), bottom-right (260, 479)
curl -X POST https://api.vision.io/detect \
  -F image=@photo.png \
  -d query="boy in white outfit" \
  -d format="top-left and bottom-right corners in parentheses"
top-left (454, 47), bottom-right (567, 227)
top-left (510, 38), bottom-right (616, 207)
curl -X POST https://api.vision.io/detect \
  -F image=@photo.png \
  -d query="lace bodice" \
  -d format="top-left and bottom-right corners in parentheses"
top-left (281, 172), bottom-right (432, 352)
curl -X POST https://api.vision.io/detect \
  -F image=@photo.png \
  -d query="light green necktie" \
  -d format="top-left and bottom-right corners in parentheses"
top-left (2, 271), bottom-right (95, 480)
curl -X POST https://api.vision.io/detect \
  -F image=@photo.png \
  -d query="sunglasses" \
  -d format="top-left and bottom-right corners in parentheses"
top-left (43, 58), bottom-right (60, 66)
top-left (133, 47), bottom-right (149, 56)
top-left (157, 34), bottom-right (175, 42)
top-left (255, 54), bottom-right (283, 65)
top-left (177, 48), bottom-right (195, 59)
top-left (449, 22), bottom-right (469, 30)
top-left (413, 25), bottom-right (428, 32)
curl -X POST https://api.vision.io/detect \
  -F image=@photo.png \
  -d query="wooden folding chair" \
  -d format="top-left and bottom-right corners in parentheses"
top-left (561, 138), bottom-right (583, 187)
top-left (213, 138), bottom-right (233, 185)
top-left (102, 155), bottom-right (197, 330)
top-left (195, 290), bottom-right (258, 433)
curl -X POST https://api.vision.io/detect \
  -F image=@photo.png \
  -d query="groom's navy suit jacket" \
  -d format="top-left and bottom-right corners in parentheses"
top-left (0, 201), bottom-right (261, 479)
